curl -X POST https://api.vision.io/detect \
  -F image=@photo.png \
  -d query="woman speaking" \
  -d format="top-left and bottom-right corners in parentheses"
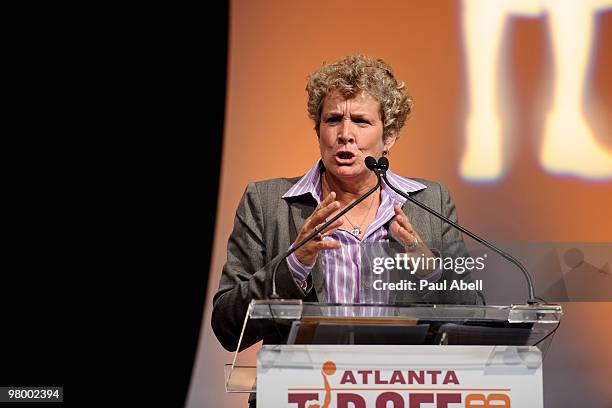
top-left (211, 54), bottom-right (482, 355)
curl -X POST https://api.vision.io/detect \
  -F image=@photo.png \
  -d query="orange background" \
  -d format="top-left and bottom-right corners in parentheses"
top-left (188, 1), bottom-right (612, 406)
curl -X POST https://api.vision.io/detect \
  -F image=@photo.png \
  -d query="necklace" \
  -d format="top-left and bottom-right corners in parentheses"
top-left (344, 194), bottom-right (375, 237)
top-left (321, 172), bottom-right (376, 237)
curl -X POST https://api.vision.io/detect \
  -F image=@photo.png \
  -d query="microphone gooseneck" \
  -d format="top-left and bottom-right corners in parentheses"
top-left (377, 157), bottom-right (538, 304)
top-left (269, 156), bottom-right (382, 299)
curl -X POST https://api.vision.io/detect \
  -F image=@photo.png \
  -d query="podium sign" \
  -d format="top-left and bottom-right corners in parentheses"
top-left (257, 345), bottom-right (542, 407)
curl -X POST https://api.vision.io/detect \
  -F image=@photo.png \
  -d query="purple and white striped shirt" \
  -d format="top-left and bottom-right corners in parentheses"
top-left (283, 160), bottom-right (441, 304)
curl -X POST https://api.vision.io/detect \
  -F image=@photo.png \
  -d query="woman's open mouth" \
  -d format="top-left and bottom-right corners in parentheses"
top-left (335, 151), bottom-right (357, 165)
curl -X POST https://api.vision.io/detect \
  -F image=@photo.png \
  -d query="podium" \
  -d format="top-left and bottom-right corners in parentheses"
top-left (225, 300), bottom-right (562, 407)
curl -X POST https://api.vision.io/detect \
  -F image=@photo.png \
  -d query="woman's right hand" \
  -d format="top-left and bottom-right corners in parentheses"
top-left (293, 191), bottom-right (344, 266)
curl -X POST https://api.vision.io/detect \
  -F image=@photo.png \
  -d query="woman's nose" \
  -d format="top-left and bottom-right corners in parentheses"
top-left (337, 119), bottom-right (355, 144)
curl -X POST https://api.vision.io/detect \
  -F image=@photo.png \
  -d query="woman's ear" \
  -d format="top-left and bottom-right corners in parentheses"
top-left (383, 134), bottom-right (397, 154)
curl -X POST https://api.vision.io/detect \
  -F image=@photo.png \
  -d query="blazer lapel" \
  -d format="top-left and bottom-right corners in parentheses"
top-left (403, 199), bottom-right (433, 245)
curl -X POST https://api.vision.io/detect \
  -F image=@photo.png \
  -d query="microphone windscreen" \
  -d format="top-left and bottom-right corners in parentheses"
top-left (377, 156), bottom-right (389, 171)
top-left (365, 156), bottom-right (377, 170)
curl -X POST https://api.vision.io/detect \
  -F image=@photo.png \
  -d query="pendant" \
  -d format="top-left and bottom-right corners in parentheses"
top-left (351, 226), bottom-right (361, 236)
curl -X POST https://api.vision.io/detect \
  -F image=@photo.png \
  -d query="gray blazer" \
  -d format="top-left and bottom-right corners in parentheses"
top-left (211, 176), bottom-right (483, 352)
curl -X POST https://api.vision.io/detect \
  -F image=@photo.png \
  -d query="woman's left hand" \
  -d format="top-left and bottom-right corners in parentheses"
top-left (390, 205), bottom-right (425, 248)
top-left (390, 205), bottom-right (436, 277)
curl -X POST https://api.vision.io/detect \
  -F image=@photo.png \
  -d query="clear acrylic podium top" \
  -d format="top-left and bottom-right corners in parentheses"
top-left (247, 299), bottom-right (562, 323)
top-left (225, 300), bottom-right (562, 393)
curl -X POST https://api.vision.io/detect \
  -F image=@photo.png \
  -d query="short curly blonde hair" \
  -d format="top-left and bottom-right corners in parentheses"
top-left (306, 54), bottom-right (413, 141)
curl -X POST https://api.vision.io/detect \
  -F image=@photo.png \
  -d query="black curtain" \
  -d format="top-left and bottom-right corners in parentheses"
top-left (1, 4), bottom-right (229, 406)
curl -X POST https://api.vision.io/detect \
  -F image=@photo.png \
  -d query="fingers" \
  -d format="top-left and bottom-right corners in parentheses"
top-left (391, 220), bottom-right (416, 244)
top-left (313, 238), bottom-right (341, 251)
top-left (302, 192), bottom-right (341, 238)
top-left (393, 205), bottom-right (415, 234)
top-left (318, 219), bottom-right (343, 238)
top-left (310, 192), bottom-right (340, 227)
top-left (321, 191), bottom-right (336, 206)
top-left (294, 234), bottom-right (341, 265)
top-left (315, 191), bottom-right (336, 215)
top-left (392, 206), bottom-right (421, 247)
top-left (294, 194), bottom-right (345, 265)
top-left (321, 219), bottom-right (344, 237)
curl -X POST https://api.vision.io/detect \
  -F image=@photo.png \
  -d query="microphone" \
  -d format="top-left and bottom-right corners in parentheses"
top-left (377, 156), bottom-right (539, 304)
top-left (270, 156), bottom-right (382, 299)
top-left (365, 155), bottom-right (378, 171)
top-left (377, 156), bottom-right (389, 172)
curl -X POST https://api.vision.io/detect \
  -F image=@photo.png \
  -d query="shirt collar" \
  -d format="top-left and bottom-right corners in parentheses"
top-left (282, 160), bottom-right (427, 204)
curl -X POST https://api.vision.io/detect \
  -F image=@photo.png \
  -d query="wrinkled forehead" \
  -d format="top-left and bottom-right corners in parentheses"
top-left (321, 90), bottom-right (381, 116)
